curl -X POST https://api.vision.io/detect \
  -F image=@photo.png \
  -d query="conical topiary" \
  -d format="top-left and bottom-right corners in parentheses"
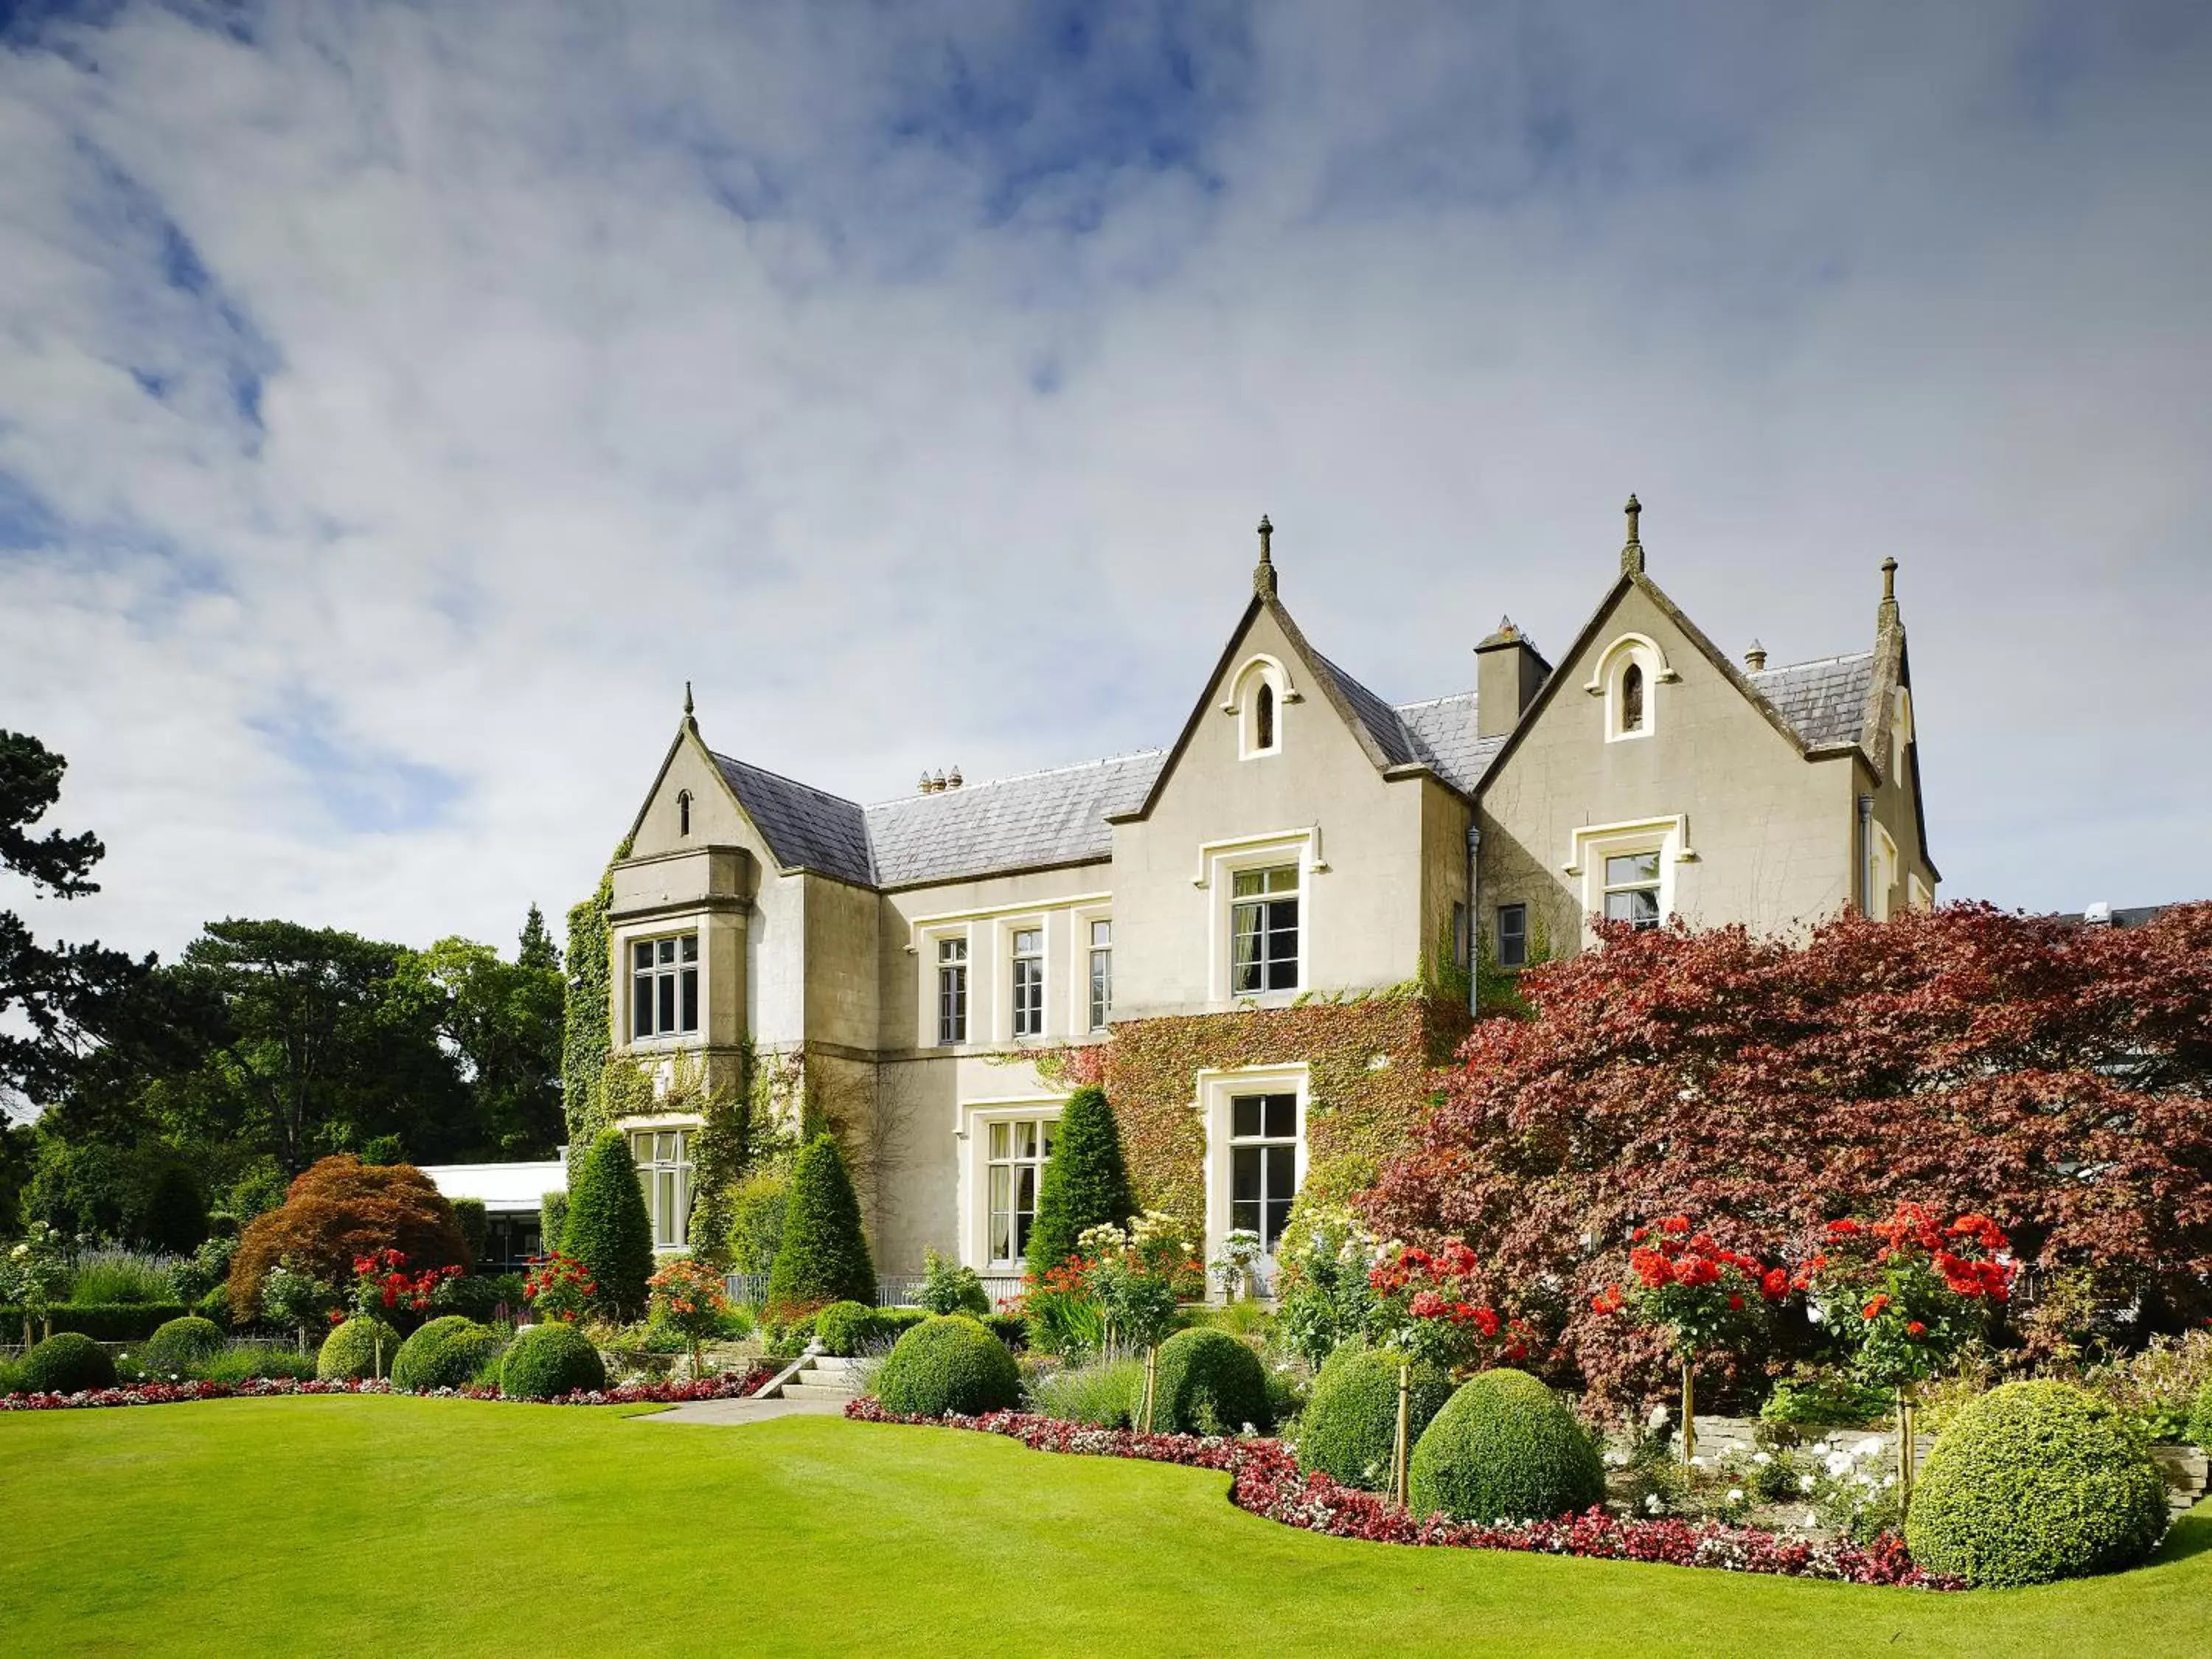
top-left (765, 1133), bottom-right (874, 1317)
top-left (1025, 1086), bottom-right (1131, 1279)
top-left (561, 1129), bottom-right (654, 1319)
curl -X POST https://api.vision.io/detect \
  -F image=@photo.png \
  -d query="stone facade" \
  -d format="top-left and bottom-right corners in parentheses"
top-left (597, 505), bottom-right (1936, 1278)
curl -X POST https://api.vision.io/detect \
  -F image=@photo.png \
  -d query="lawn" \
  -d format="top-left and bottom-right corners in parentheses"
top-left (1, 1399), bottom-right (2206, 1658)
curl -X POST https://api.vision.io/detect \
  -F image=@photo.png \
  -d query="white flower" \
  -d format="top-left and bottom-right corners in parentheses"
top-left (1752, 1451), bottom-right (1771, 1466)
top-left (1807, 1304), bottom-right (1824, 1324)
top-left (1798, 1474), bottom-right (1818, 1493)
top-left (1689, 1454), bottom-right (1705, 1467)
top-left (1802, 1510), bottom-right (1819, 1527)
top-left (1644, 1493), bottom-right (1663, 1514)
top-left (1604, 1450), bottom-right (1627, 1467)
top-left (1882, 1473), bottom-right (1897, 1488)
top-left (1824, 1452), bottom-right (1855, 1479)
top-left (1648, 1404), bottom-right (1670, 1428)
top-left (1856, 1438), bottom-right (1883, 1458)
top-left (1726, 1489), bottom-right (1744, 1503)
top-left (1810, 1439), bottom-right (1830, 1454)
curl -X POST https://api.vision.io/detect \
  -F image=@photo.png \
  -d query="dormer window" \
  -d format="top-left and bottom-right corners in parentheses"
top-left (1621, 664), bottom-right (1645, 734)
top-left (677, 790), bottom-right (692, 836)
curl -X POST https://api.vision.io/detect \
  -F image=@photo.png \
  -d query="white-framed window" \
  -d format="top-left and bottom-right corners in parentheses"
top-left (677, 790), bottom-right (692, 837)
top-left (630, 933), bottom-right (700, 1040)
top-left (1231, 655), bottom-right (1290, 760)
top-left (1011, 927), bottom-right (1045, 1038)
top-left (1231, 865), bottom-right (1301, 994)
top-left (1198, 1065), bottom-right (1308, 1279)
top-left (1595, 634), bottom-right (1668, 742)
top-left (985, 1115), bottom-right (1055, 1267)
top-left (1086, 919), bottom-right (1112, 1032)
top-left (1601, 852), bottom-right (1663, 929)
top-left (1228, 1092), bottom-right (1298, 1255)
top-left (936, 936), bottom-right (968, 1046)
top-left (630, 1127), bottom-right (694, 1250)
top-left (1497, 902), bottom-right (1528, 967)
top-left (1565, 817), bottom-right (1691, 941)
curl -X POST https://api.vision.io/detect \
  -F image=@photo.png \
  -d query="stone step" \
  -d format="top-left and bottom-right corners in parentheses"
top-left (776, 1382), bottom-right (860, 1402)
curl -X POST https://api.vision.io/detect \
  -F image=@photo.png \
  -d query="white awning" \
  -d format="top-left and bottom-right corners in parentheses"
top-left (417, 1160), bottom-right (566, 1214)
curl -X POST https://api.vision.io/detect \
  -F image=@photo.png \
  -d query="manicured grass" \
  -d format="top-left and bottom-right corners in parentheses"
top-left (1, 1398), bottom-right (2207, 1657)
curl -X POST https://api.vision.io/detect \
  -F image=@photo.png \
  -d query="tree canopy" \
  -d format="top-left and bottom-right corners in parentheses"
top-left (1363, 902), bottom-right (2212, 1408)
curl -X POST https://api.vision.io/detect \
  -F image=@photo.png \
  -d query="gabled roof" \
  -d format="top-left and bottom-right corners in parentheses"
top-left (1747, 653), bottom-right (1876, 749)
top-left (1394, 692), bottom-right (1506, 794)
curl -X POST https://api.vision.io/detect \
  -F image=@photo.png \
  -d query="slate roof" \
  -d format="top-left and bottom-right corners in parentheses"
top-left (707, 641), bottom-right (1873, 891)
top-left (1747, 653), bottom-right (1874, 749)
top-left (863, 752), bottom-right (1166, 888)
top-left (712, 756), bottom-right (874, 887)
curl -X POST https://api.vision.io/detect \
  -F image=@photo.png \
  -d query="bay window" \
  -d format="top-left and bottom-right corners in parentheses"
top-left (631, 933), bottom-right (699, 1039)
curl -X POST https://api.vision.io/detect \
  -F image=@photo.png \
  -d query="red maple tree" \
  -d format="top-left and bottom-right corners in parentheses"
top-left (1362, 902), bottom-right (2212, 1410)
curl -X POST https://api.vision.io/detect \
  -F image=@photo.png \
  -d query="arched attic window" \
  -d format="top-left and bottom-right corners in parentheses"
top-left (678, 790), bottom-right (692, 836)
top-left (1595, 634), bottom-right (1668, 742)
top-left (1233, 656), bottom-right (1289, 759)
top-left (1621, 664), bottom-right (1644, 734)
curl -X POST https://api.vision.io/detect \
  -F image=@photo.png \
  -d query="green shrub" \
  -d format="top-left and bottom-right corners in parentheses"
top-left (765, 1135), bottom-right (874, 1318)
top-left (561, 1131), bottom-right (654, 1319)
top-left (194, 1343), bottom-right (317, 1383)
top-left (872, 1315), bottom-right (1020, 1417)
top-left (1761, 1375), bottom-right (1893, 1429)
top-left (980, 1312), bottom-right (1026, 1350)
top-left (2190, 1382), bottom-right (2212, 1451)
top-left (501, 1321), bottom-right (607, 1399)
top-left (21, 1332), bottom-right (117, 1394)
top-left (1408, 1369), bottom-right (1605, 1523)
top-left (67, 1249), bottom-right (178, 1306)
top-left (452, 1198), bottom-right (489, 1266)
top-left (1297, 1345), bottom-right (1455, 1492)
top-left (1138, 1326), bottom-right (1271, 1436)
top-left (0, 1360), bottom-right (23, 1396)
top-left (431, 1274), bottom-right (507, 1324)
top-left (141, 1316), bottom-right (229, 1377)
top-left (392, 1315), bottom-right (502, 1393)
top-left (539, 1192), bottom-right (569, 1255)
top-left (727, 1167), bottom-right (790, 1275)
top-left (761, 1311), bottom-right (817, 1354)
top-left (814, 1301), bottom-right (880, 1357)
top-left (1028, 1357), bottom-right (1144, 1428)
top-left (919, 1248), bottom-right (990, 1316)
top-left (135, 1163), bottom-right (209, 1253)
top-left (317, 1316), bottom-right (403, 1381)
top-left (1906, 1380), bottom-right (2170, 1587)
top-left (0, 1303), bottom-right (189, 1343)
top-left (1024, 1085), bottom-right (1131, 1281)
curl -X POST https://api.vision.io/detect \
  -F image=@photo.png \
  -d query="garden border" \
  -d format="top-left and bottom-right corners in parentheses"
top-left (843, 1400), bottom-right (1961, 1590)
top-left (1, 1367), bottom-right (772, 1413)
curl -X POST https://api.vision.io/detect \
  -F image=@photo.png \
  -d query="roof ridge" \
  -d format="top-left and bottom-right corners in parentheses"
top-left (1391, 689), bottom-right (1478, 713)
top-left (862, 748), bottom-right (1166, 810)
top-left (1749, 650), bottom-right (1874, 676)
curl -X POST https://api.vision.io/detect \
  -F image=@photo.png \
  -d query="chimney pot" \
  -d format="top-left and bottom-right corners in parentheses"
top-left (1745, 641), bottom-right (1767, 672)
top-left (947, 765), bottom-right (963, 789)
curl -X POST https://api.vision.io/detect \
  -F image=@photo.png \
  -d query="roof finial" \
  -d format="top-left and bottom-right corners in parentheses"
top-left (1621, 493), bottom-right (1644, 575)
top-left (683, 680), bottom-right (694, 717)
top-left (1253, 514), bottom-right (1277, 598)
top-left (1879, 557), bottom-right (1900, 628)
top-left (1745, 640), bottom-right (1767, 672)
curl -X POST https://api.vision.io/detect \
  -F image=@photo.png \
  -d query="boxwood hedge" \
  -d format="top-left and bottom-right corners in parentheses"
top-left (318, 1317), bottom-right (403, 1380)
top-left (392, 1316), bottom-right (503, 1393)
top-left (1408, 1368), bottom-right (1605, 1523)
top-left (1296, 1344), bottom-right (1454, 1492)
top-left (140, 1316), bottom-right (230, 1377)
top-left (501, 1321), bottom-right (607, 1399)
top-left (872, 1315), bottom-right (1020, 1418)
top-left (1139, 1327), bottom-right (1271, 1436)
top-left (21, 1332), bottom-right (117, 1394)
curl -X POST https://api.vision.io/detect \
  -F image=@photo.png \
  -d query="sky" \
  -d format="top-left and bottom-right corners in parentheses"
top-left (1, 0), bottom-right (2208, 964)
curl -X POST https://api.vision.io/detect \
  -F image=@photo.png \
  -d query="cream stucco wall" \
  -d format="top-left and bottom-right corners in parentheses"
top-left (1477, 580), bottom-right (1862, 953)
top-left (1110, 603), bottom-right (1439, 1016)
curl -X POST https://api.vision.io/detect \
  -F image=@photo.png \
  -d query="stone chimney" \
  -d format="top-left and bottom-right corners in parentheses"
top-left (1475, 616), bottom-right (1551, 740)
top-left (1745, 640), bottom-right (1767, 672)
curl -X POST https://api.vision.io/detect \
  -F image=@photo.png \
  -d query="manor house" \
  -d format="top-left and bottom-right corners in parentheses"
top-left (600, 501), bottom-right (1935, 1288)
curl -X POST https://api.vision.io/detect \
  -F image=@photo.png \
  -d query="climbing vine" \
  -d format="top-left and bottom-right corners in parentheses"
top-left (559, 838), bottom-right (630, 1158)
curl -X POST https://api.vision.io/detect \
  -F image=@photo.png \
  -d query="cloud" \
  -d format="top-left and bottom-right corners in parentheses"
top-left (1, 0), bottom-right (2208, 962)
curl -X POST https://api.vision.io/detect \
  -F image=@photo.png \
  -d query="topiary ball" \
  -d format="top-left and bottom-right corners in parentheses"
top-left (1139, 1327), bottom-right (1272, 1436)
top-left (317, 1317), bottom-right (403, 1380)
top-left (391, 1315), bottom-right (501, 1393)
top-left (1408, 1368), bottom-right (1605, 1523)
top-left (141, 1316), bottom-right (229, 1378)
top-left (2188, 1381), bottom-right (2212, 1453)
top-left (501, 1322), bottom-right (608, 1399)
top-left (21, 1332), bottom-right (118, 1395)
top-left (1905, 1380), bottom-right (2170, 1587)
top-left (814, 1300), bottom-right (880, 1357)
top-left (872, 1315), bottom-right (1020, 1417)
top-left (1297, 1344), bottom-right (1455, 1491)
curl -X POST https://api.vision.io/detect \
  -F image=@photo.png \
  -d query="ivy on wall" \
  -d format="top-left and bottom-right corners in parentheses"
top-left (559, 840), bottom-right (629, 1159)
top-left (1088, 989), bottom-right (1472, 1252)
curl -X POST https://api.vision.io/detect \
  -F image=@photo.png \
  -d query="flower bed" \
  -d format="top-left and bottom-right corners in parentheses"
top-left (1, 1367), bottom-right (772, 1413)
top-left (844, 1401), bottom-right (1960, 1590)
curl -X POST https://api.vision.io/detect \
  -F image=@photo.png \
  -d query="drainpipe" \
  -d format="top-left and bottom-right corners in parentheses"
top-left (1464, 824), bottom-right (1481, 1013)
top-left (1856, 794), bottom-right (1874, 917)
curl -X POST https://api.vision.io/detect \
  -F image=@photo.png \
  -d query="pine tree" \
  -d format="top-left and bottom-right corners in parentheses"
top-left (765, 1133), bottom-right (874, 1315)
top-left (517, 904), bottom-right (560, 973)
top-left (560, 1128), bottom-right (653, 1318)
top-left (1026, 1085), bottom-right (1133, 1279)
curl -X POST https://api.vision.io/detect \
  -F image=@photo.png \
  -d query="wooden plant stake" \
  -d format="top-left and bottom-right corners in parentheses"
top-left (1680, 1356), bottom-right (1697, 1467)
top-left (1896, 1388), bottom-right (1915, 1509)
top-left (1141, 1346), bottom-right (1159, 1434)
top-left (1393, 1361), bottom-right (1413, 1509)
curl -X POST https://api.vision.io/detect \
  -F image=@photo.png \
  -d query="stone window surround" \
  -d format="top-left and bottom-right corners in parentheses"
top-left (614, 920), bottom-right (708, 1053)
top-left (1192, 827), bottom-right (1326, 1004)
top-left (955, 1094), bottom-right (1067, 1272)
top-left (1587, 632), bottom-right (1678, 744)
top-left (1222, 653), bottom-right (1301, 761)
top-left (620, 1110), bottom-right (703, 1255)
top-left (1562, 815), bottom-right (1697, 940)
top-left (905, 894), bottom-right (1114, 1049)
top-left (1197, 1062), bottom-right (1310, 1278)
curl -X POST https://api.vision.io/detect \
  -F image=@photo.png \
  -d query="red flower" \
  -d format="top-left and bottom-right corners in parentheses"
top-left (1861, 1293), bottom-right (1890, 1321)
top-left (1761, 1268), bottom-right (1789, 1301)
top-left (1727, 1293), bottom-right (1744, 1311)
top-left (1658, 1216), bottom-right (1691, 1235)
top-left (1906, 1321), bottom-right (1927, 1337)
